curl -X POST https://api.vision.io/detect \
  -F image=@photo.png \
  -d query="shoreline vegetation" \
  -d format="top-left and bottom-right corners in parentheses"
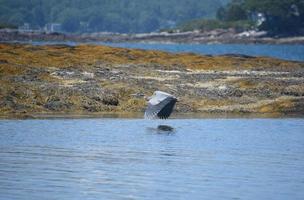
top-left (1, 0), bottom-right (303, 45)
top-left (0, 43), bottom-right (304, 119)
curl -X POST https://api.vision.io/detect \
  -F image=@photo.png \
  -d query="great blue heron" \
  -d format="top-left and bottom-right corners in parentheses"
top-left (144, 91), bottom-right (177, 120)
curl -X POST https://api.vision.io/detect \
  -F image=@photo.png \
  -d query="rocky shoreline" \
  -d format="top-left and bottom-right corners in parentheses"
top-left (0, 43), bottom-right (304, 118)
top-left (1, 29), bottom-right (304, 44)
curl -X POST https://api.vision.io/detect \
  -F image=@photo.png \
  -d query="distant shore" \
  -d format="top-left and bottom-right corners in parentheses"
top-left (1, 29), bottom-right (304, 44)
top-left (0, 43), bottom-right (303, 119)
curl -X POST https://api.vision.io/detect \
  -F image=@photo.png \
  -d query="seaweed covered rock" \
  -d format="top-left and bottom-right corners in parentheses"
top-left (0, 43), bottom-right (303, 117)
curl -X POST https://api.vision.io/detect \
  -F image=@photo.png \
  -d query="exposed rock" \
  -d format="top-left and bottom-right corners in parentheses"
top-left (0, 43), bottom-right (303, 117)
top-left (282, 85), bottom-right (304, 97)
top-left (102, 96), bottom-right (119, 106)
top-left (44, 96), bottom-right (72, 111)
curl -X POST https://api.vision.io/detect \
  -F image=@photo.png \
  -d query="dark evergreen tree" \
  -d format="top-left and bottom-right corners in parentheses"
top-left (0, 0), bottom-right (226, 33)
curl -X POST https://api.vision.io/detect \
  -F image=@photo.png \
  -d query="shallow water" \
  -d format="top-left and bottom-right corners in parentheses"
top-left (0, 119), bottom-right (304, 200)
top-left (26, 41), bottom-right (304, 62)
top-left (102, 43), bottom-right (304, 62)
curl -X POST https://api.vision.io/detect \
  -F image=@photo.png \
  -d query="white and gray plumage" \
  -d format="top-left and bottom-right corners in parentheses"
top-left (144, 91), bottom-right (177, 119)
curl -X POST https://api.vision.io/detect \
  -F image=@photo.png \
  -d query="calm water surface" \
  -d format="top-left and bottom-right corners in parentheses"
top-left (102, 43), bottom-right (304, 62)
top-left (27, 41), bottom-right (304, 62)
top-left (0, 119), bottom-right (304, 200)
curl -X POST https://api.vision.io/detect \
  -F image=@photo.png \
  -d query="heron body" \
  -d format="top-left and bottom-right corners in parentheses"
top-left (144, 91), bottom-right (177, 119)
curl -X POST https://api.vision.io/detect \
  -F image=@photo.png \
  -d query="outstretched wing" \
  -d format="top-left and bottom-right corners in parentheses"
top-left (144, 96), bottom-right (177, 119)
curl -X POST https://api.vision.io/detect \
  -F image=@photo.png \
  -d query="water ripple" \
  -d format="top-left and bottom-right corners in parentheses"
top-left (0, 119), bottom-right (304, 199)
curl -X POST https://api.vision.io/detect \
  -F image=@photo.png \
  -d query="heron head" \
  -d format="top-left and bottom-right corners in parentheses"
top-left (144, 91), bottom-right (156, 101)
top-left (144, 95), bottom-right (152, 101)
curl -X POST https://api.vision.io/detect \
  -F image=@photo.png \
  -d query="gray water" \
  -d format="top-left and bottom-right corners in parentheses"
top-left (26, 41), bottom-right (304, 62)
top-left (0, 119), bottom-right (304, 200)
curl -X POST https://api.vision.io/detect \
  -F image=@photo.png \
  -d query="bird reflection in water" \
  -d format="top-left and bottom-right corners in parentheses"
top-left (146, 125), bottom-right (176, 134)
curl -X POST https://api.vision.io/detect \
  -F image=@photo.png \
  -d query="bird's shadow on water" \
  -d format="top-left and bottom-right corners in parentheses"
top-left (146, 125), bottom-right (176, 134)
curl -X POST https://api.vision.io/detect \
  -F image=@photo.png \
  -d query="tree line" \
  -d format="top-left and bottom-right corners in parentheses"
top-left (180, 0), bottom-right (304, 36)
top-left (0, 0), bottom-right (228, 33)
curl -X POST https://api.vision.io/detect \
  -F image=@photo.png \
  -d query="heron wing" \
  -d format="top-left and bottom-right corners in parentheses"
top-left (144, 96), bottom-right (177, 119)
top-left (157, 98), bottom-right (177, 119)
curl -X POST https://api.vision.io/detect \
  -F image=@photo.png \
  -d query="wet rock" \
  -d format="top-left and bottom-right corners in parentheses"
top-left (12, 74), bottom-right (38, 83)
top-left (175, 102), bottom-right (194, 112)
top-left (44, 97), bottom-right (72, 111)
top-left (102, 96), bottom-right (119, 106)
top-left (82, 71), bottom-right (94, 80)
top-left (71, 81), bottom-right (103, 96)
top-left (282, 85), bottom-right (304, 96)
top-left (0, 95), bottom-right (16, 108)
top-left (11, 67), bottom-right (47, 83)
top-left (92, 96), bottom-right (102, 101)
top-left (82, 100), bottom-right (104, 112)
top-left (0, 59), bottom-right (8, 64)
top-left (53, 70), bottom-right (75, 77)
top-left (195, 85), bottom-right (243, 99)
top-left (95, 68), bottom-right (110, 77)
top-left (51, 68), bottom-right (96, 81)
